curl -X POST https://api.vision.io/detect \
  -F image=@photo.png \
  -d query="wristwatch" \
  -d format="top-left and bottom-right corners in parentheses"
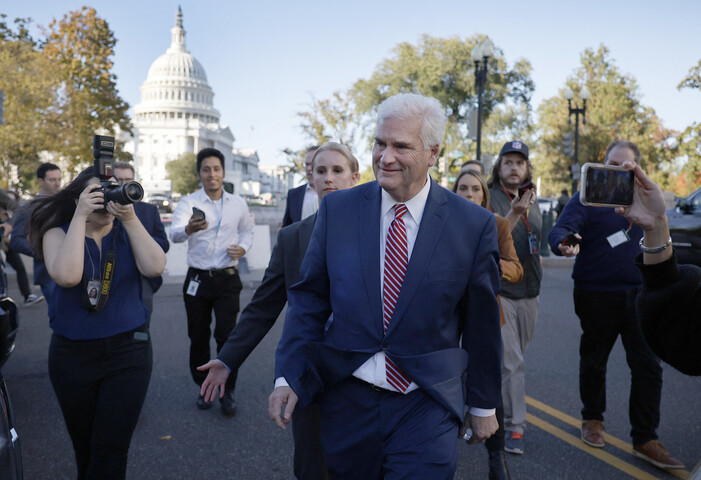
top-left (638, 236), bottom-right (672, 254)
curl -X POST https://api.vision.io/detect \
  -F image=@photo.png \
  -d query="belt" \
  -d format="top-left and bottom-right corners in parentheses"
top-left (189, 266), bottom-right (238, 277)
top-left (349, 376), bottom-right (396, 393)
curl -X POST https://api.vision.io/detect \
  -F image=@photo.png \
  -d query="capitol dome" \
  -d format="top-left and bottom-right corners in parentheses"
top-left (133, 7), bottom-right (220, 124)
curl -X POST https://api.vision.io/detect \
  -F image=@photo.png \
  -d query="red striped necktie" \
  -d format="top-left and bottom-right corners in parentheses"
top-left (383, 203), bottom-right (411, 392)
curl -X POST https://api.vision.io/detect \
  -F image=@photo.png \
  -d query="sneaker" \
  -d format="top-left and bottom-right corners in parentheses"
top-left (504, 431), bottom-right (524, 455)
top-left (24, 294), bottom-right (44, 306)
top-left (581, 420), bottom-right (605, 448)
top-left (633, 440), bottom-right (685, 469)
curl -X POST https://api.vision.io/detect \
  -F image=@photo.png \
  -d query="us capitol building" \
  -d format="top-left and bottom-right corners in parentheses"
top-left (124, 7), bottom-right (290, 199)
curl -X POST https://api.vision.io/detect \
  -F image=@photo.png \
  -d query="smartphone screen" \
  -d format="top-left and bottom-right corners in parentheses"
top-left (580, 164), bottom-right (634, 207)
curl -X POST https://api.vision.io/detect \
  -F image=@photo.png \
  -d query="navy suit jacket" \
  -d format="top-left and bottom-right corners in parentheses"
top-left (282, 184), bottom-right (308, 227)
top-left (218, 213), bottom-right (316, 371)
top-left (133, 202), bottom-right (169, 292)
top-left (275, 180), bottom-right (503, 421)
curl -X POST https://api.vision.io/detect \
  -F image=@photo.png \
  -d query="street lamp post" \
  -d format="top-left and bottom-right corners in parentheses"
top-left (471, 40), bottom-right (494, 163)
top-left (564, 86), bottom-right (590, 192)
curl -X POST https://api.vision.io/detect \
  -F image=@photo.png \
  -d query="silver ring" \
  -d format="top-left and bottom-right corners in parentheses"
top-left (463, 427), bottom-right (473, 441)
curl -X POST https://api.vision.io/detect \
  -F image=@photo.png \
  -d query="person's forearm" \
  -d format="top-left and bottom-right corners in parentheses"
top-left (505, 209), bottom-right (520, 231)
top-left (46, 216), bottom-right (89, 286)
top-left (643, 215), bottom-right (672, 265)
top-left (122, 218), bottom-right (167, 276)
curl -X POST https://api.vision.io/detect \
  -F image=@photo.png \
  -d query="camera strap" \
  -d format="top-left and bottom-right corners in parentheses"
top-left (82, 222), bottom-right (118, 312)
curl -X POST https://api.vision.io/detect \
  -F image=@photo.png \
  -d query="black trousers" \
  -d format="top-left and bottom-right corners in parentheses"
top-left (573, 288), bottom-right (662, 444)
top-left (4, 248), bottom-right (30, 299)
top-left (49, 328), bottom-right (152, 480)
top-left (183, 268), bottom-right (242, 393)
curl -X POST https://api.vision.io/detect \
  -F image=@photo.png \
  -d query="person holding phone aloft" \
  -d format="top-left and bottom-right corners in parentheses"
top-left (547, 140), bottom-right (683, 470)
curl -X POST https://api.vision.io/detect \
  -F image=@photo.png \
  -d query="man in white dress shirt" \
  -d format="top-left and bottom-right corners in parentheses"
top-left (170, 148), bottom-right (254, 416)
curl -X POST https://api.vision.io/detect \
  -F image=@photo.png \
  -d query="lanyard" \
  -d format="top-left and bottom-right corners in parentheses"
top-left (82, 221), bottom-right (118, 312)
top-left (213, 196), bottom-right (224, 243)
top-left (501, 184), bottom-right (533, 233)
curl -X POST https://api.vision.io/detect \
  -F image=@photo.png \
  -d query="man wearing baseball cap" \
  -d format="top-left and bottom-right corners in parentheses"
top-left (488, 141), bottom-right (543, 456)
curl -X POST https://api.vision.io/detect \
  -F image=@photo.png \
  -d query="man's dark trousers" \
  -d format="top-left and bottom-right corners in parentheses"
top-left (574, 287), bottom-right (662, 444)
top-left (183, 267), bottom-right (242, 393)
top-left (318, 377), bottom-right (459, 479)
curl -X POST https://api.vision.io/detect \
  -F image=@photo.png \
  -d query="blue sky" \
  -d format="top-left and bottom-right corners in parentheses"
top-left (3, 0), bottom-right (700, 167)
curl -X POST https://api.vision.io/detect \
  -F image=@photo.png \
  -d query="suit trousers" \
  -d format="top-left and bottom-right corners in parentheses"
top-left (48, 328), bottom-right (152, 480)
top-left (573, 288), bottom-right (662, 444)
top-left (500, 295), bottom-right (539, 434)
top-left (183, 268), bottom-right (242, 393)
top-left (292, 402), bottom-right (328, 480)
top-left (4, 248), bottom-right (31, 298)
top-left (318, 377), bottom-right (459, 480)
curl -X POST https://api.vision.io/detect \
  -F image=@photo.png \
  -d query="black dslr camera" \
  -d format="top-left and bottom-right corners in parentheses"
top-left (93, 135), bottom-right (144, 211)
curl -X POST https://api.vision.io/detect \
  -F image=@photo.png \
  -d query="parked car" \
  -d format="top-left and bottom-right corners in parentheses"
top-left (146, 194), bottom-right (172, 213)
top-left (0, 261), bottom-right (22, 479)
top-left (667, 187), bottom-right (701, 266)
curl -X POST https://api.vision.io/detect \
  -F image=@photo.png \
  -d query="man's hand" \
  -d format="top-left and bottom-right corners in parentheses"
top-left (459, 413), bottom-right (498, 445)
top-left (510, 189), bottom-right (536, 217)
top-left (268, 386), bottom-right (298, 430)
top-left (557, 233), bottom-right (582, 257)
top-left (197, 359), bottom-right (230, 403)
top-left (227, 244), bottom-right (245, 260)
top-left (185, 216), bottom-right (208, 236)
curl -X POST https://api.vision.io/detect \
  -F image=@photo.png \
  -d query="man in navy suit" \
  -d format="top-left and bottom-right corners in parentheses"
top-left (281, 146), bottom-right (319, 227)
top-left (113, 162), bottom-right (169, 312)
top-left (269, 93), bottom-right (502, 479)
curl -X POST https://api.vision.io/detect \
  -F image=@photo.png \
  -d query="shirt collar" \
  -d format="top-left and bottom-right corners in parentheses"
top-left (195, 187), bottom-right (231, 204)
top-left (380, 174), bottom-right (432, 225)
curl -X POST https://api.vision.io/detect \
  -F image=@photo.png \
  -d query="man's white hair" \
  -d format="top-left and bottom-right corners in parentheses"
top-left (376, 93), bottom-right (446, 151)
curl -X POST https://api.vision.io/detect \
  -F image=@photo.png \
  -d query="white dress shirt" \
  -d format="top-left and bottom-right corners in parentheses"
top-left (170, 188), bottom-right (254, 269)
top-left (300, 183), bottom-right (319, 220)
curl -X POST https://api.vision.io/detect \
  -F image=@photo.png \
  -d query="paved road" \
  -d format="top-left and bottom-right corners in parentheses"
top-left (2, 260), bottom-right (700, 479)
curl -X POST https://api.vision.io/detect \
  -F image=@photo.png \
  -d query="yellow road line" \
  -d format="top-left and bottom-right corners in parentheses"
top-left (527, 412), bottom-right (660, 480)
top-left (526, 396), bottom-right (690, 479)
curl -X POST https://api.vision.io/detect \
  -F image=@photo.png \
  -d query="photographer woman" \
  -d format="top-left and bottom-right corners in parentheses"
top-left (28, 167), bottom-right (166, 479)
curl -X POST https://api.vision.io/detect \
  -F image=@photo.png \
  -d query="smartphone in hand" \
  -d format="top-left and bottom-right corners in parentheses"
top-left (561, 233), bottom-right (580, 247)
top-left (580, 163), bottom-right (634, 207)
top-left (517, 181), bottom-right (534, 198)
top-left (192, 207), bottom-right (206, 220)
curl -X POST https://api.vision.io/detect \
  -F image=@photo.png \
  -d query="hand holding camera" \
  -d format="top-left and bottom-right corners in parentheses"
top-left (76, 184), bottom-right (107, 217)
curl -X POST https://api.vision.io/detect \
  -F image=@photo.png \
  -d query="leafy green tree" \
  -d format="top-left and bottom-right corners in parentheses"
top-left (674, 60), bottom-right (701, 194)
top-left (166, 153), bottom-right (199, 194)
top-left (298, 91), bottom-right (359, 147)
top-left (534, 45), bottom-right (675, 196)
top-left (350, 34), bottom-right (535, 181)
top-left (0, 16), bottom-right (59, 191)
top-left (42, 7), bottom-right (131, 169)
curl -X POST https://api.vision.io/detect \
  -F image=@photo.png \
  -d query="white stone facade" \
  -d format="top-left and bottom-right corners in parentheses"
top-left (126, 7), bottom-right (240, 195)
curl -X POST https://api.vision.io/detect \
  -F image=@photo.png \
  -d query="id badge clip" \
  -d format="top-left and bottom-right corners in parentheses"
top-left (528, 232), bottom-right (540, 255)
top-left (606, 229), bottom-right (630, 248)
top-left (186, 274), bottom-right (201, 296)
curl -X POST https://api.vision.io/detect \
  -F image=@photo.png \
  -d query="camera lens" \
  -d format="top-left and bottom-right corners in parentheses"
top-left (104, 181), bottom-right (144, 205)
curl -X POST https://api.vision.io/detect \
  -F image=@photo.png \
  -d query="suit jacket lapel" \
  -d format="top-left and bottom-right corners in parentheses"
top-left (386, 180), bottom-right (449, 335)
top-left (358, 184), bottom-right (383, 338)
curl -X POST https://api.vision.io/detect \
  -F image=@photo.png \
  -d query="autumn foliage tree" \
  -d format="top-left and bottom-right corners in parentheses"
top-left (535, 45), bottom-right (675, 196)
top-left (42, 6), bottom-right (132, 169)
